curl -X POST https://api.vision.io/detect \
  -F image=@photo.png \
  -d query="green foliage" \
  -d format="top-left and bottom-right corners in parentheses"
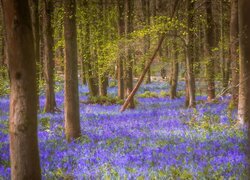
top-left (109, 80), bottom-right (117, 88)
top-left (40, 117), bottom-right (50, 130)
top-left (138, 91), bottom-right (158, 98)
top-left (138, 90), bottom-right (168, 98)
top-left (159, 91), bottom-right (168, 98)
top-left (84, 96), bottom-right (124, 105)
top-left (0, 67), bottom-right (9, 96)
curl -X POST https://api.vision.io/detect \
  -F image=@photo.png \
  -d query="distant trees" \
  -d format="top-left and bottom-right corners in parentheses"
top-left (2, 0), bottom-right (41, 179)
top-left (64, 0), bottom-right (81, 142)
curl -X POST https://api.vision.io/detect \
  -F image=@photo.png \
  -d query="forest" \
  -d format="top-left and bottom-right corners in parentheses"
top-left (0, 0), bottom-right (250, 179)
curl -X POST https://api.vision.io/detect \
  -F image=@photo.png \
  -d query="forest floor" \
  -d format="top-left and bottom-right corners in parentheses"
top-left (0, 81), bottom-right (247, 179)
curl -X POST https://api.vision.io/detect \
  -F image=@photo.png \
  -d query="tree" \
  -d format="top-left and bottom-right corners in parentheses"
top-left (141, 0), bottom-right (151, 84)
top-left (170, 32), bottom-right (179, 100)
top-left (125, 0), bottom-right (135, 108)
top-left (117, 0), bottom-right (125, 99)
top-left (2, 0), bottom-right (41, 179)
top-left (185, 0), bottom-right (196, 107)
top-left (64, 0), bottom-right (81, 142)
top-left (238, 0), bottom-right (250, 126)
top-left (98, 0), bottom-right (109, 97)
top-left (80, 0), bottom-right (99, 97)
top-left (230, 0), bottom-right (239, 107)
top-left (43, 0), bottom-right (56, 113)
top-left (204, 0), bottom-right (216, 102)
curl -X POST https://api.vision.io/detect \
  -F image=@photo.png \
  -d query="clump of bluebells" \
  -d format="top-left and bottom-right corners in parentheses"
top-left (0, 82), bottom-right (248, 179)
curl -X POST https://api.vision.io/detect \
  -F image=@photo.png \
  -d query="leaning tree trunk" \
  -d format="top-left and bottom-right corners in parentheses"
top-left (205, 0), bottom-right (216, 102)
top-left (43, 0), bottom-right (56, 113)
top-left (117, 0), bottom-right (125, 99)
top-left (230, 0), bottom-right (239, 107)
top-left (64, 0), bottom-right (81, 142)
top-left (2, 0), bottom-right (41, 179)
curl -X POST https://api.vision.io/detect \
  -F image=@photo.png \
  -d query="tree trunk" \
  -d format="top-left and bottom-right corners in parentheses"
top-left (117, 0), bottom-right (125, 99)
top-left (238, 0), bottom-right (250, 126)
top-left (125, 0), bottom-right (135, 108)
top-left (186, 0), bottom-right (196, 107)
top-left (82, 0), bottom-right (99, 97)
top-left (29, 0), bottom-right (40, 109)
top-left (230, 0), bottom-right (239, 107)
top-left (170, 36), bottom-right (179, 100)
top-left (98, 0), bottom-right (108, 96)
top-left (120, 36), bottom-right (165, 112)
top-left (2, 0), bottom-right (41, 179)
top-left (142, 0), bottom-right (151, 84)
top-left (64, 0), bottom-right (81, 142)
top-left (43, 0), bottom-right (56, 113)
top-left (205, 0), bottom-right (215, 102)
top-left (220, 0), bottom-right (227, 90)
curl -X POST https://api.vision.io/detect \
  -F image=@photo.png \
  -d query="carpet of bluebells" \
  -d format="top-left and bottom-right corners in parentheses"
top-left (0, 81), bottom-right (248, 179)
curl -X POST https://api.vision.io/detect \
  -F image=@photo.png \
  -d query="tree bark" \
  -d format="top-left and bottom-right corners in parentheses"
top-left (98, 0), bottom-right (108, 97)
top-left (64, 0), bottom-right (81, 142)
top-left (230, 0), bottom-right (239, 106)
top-left (141, 0), bottom-right (151, 84)
top-left (29, 0), bottom-right (40, 109)
top-left (82, 0), bottom-right (99, 97)
top-left (43, 0), bottom-right (56, 113)
top-left (170, 35), bottom-right (179, 100)
top-left (204, 0), bottom-right (215, 102)
top-left (117, 0), bottom-right (125, 99)
top-left (120, 36), bottom-right (165, 112)
top-left (2, 0), bottom-right (41, 179)
top-left (238, 0), bottom-right (250, 126)
top-left (125, 0), bottom-right (135, 108)
top-left (186, 0), bottom-right (196, 107)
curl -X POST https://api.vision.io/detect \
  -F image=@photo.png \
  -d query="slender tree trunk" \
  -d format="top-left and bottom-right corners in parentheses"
top-left (29, 0), bottom-right (40, 109)
top-left (64, 0), bottom-right (81, 142)
top-left (43, 0), bottom-right (56, 113)
top-left (185, 72), bottom-right (190, 107)
top-left (2, 0), bottom-right (41, 179)
top-left (98, 0), bottom-right (108, 96)
top-left (82, 0), bottom-right (99, 97)
top-left (205, 0), bottom-right (215, 102)
top-left (142, 0), bottom-right (151, 84)
top-left (125, 0), bottom-right (135, 108)
top-left (220, 0), bottom-right (227, 90)
top-left (186, 0), bottom-right (196, 107)
top-left (230, 0), bottom-right (239, 106)
top-left (170, 36), bottom-right (179, 99)
top-left (117, 0), bottom-right (125, 99)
